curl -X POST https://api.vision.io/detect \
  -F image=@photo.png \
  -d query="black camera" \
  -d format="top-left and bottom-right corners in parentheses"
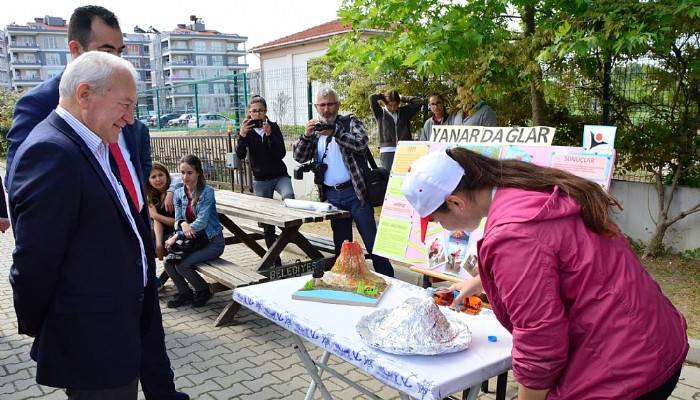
top-left (313, 122), bottom-right (335, 132)
top-left (294, 162), bottom-right (328, 184)
top-left (248, 119), bottom-right (264, 128)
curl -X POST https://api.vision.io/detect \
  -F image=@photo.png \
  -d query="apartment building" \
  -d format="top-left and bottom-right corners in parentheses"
top-left (4, 16), bottom-right (69, 91)
top-left (150, 16), bottom-right (248, 113)
top-left (0, 30), bottom-right (10, 88)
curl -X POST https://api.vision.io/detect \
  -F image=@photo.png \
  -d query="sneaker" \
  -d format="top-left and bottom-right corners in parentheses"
top-left (167, 293), bottom-right (193, 308)
top-left (192, 289), bottom-right (212, 308)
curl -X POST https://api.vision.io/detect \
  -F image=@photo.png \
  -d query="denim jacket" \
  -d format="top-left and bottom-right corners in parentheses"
top-left (173, 184), bottom-right (222, 239)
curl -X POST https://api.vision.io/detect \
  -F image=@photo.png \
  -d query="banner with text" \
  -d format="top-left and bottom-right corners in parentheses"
top-left (430, 125), bottom-right (556, 146)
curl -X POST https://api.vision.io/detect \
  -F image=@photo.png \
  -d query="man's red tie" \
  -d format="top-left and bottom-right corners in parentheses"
top-left (109, 143), bottom-right (140, 210)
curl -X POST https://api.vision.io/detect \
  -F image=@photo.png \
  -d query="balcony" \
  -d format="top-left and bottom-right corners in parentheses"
top-left (9, 42), bottom-right (40, 51)
top-left (168, 47), bottom-right (194, 54)
top-left (168, 75), bottom-right (194, 81)
top-left (226, 48), bottom-right (246, 55)
top-left (14, 76), bottom-right (42, 83)
top-left (164, 60), bottom-right (194, 69)
top-left (11, 59), bottom-right (42, 66)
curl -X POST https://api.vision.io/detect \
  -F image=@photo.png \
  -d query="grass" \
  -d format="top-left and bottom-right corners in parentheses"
top-left (642, 254), bottom-right (700, 338)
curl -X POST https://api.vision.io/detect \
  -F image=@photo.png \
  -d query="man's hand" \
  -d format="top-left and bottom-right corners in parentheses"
top-left (0, 218), bottom-right (10, 233)
top-left (262, 120), bottom-right (272, 136)
top-left (304, 120), bottom-right (318, 137)
top-left (239, 119), bottom-right (251, 138)
top-left (164, 191), bottom-right (174, 214)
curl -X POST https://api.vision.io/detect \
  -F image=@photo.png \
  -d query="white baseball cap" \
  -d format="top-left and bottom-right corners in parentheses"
top-left (402, 150), bottom-right (465, 242)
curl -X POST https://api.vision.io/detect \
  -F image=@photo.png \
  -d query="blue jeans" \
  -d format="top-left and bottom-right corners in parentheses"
top-left (325, 186), bottom-right (394, 277)
top-left (163, 232), bottom-right (225, 294)
top-left (253, 176), bottom-right (295, 265)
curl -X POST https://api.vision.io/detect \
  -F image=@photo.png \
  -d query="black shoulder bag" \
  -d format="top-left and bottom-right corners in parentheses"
top-left (361, 147), bottom-right (390, 207)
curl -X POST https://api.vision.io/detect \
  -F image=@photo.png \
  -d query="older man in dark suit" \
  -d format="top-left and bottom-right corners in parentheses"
top-left (8, 51), bottom-right (186, 400)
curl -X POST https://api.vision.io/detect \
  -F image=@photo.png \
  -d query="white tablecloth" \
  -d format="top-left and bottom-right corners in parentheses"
top-left (233, 276), bottom-right (512, 400)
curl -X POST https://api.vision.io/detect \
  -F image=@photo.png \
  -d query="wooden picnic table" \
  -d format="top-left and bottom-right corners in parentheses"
top-left (215, 191), bottom-right (350, 274)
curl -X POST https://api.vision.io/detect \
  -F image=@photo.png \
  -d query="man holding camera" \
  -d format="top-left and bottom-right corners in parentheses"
top-left (293, 87), bottom-right (394, 277)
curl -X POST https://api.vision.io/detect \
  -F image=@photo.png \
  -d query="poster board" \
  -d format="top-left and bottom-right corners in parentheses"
top-left (374, 141), bottom-right (616, 280)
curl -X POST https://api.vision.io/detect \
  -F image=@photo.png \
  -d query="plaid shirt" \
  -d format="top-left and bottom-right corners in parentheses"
top-left (293, 114), bottom-right (369, 204)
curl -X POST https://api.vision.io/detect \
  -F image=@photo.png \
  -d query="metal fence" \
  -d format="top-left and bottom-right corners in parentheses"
top-left (150, 134), bottom-right (253, 192)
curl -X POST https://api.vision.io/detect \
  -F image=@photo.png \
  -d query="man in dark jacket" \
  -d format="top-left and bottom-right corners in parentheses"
top-left (369, 90), bottom-right (424, 171)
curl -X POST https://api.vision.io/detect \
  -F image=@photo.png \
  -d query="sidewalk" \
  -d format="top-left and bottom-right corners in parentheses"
top-left (0, 228), bottom-right (698, 399)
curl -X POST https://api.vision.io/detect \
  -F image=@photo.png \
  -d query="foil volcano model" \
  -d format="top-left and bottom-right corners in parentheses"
top-left (356, 296), bottom-right (472, 355)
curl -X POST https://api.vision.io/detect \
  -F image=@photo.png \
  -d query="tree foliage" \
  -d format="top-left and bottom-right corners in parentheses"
top-left (311, 0), bottom-right (700, 256)
top-left (0, 88), bottom-right (20, 157)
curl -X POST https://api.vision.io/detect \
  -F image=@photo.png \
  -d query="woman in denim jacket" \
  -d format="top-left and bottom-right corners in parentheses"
top-left (164, 154), bottom-right (224, 308)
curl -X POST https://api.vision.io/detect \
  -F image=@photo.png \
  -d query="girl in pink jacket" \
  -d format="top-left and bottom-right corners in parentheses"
top-left (402, 148), bottom-right (688, 400)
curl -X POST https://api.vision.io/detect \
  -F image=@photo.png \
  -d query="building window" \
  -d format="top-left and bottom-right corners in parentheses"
top-left (227, 56), bottom-right (239, 65)
top-left (126, 44), bottom-right (140, 56)
top-left (213, 83), bottom-right (226, 94)
top-left (46, 69), bottom-right (62, 79)
top-left (46, 53), bottom-right (62, 65)
top-left (210, 41), bottom-right (223, 52)
top-left (173, 41), bottom-right (188, 49)
top-left (197, 84), bottom-right (209, 94)
top-left (212, 56), bottom-right (224, 66)
top-left (194, 41), bottom-right (206, 51)
top-left (195, 69), bottom-right (207, 80)
top-left (196, 55), bottom-right (208, 66)
top-left (226, 42), bottom-right (238, 51)
top-left (42, 36), bottom-right (59, 49)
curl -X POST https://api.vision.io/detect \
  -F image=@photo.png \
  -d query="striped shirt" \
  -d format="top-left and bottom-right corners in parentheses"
top-left (55, 106), bottom-right (148, 286)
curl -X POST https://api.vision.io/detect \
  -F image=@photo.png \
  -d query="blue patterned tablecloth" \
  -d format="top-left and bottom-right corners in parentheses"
top-left (234, 276), bottom-right (512, 400)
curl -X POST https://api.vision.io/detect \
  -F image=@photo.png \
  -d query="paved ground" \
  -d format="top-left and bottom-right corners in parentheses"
top-left (1, 226), bottom-right (698, 399)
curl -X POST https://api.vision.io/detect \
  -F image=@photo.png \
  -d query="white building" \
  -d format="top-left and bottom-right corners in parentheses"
top-left (4, 16), bottom-right (69, 92)
top-left (250, 20), bottom-right (382, 126)
top-left (0, 30), bottom-right (10, 88)
top-left (149, 16), bottom-right (248, 115)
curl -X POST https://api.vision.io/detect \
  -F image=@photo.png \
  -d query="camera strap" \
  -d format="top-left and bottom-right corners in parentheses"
top-left (317, 135), bottom-right (332, 164)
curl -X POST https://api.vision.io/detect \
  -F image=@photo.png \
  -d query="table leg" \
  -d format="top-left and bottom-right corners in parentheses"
top-left (257, 226), bottom-right (300, 272)
top-left (292, 336), bottom-right (334, 400)
top-left (305, 351), bottom-right (331, 400)
top-left (463, 384), bottom-right (481, 400)
top-left (218, 213), bottom-right (266, 257)
top-left (496, 372), bottom-right (507, 400)
top-left (291, 231), bottom-right (325, 260)
top-left (213, 301), bottom-right (241, 327)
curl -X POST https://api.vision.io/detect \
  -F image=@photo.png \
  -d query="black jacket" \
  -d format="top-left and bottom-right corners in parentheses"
top-left (235, 120), bottom-right (289, 181)
top-left (369, 94), bottom-right (424, 148)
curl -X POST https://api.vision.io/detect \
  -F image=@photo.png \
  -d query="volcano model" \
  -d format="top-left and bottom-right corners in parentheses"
top-left (293, 241), bottom-right (390, 307)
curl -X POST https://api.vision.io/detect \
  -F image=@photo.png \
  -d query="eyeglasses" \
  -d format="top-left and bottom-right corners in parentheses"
top-left (429, 102), bottom-right (443, 106)
top-left (250, 108), bottom-right (266, 113)
top-left (315, 102), bottom-right (338, 108)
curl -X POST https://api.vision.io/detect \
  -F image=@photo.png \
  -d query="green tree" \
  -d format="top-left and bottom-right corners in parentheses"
top-left (545, 1), bottom-right (700, 257)
top-left (0, 88), bottom-right (20, 157)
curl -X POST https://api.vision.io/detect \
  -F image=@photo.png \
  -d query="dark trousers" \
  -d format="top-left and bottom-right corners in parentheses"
top-left (253, 176), bottom-right (295, 266)
top-left (325, 186), bottom-right (394, 277)
top-left (163, 233), bottom-right (225, 294)
top-left (636, 366), bottom-right (682, 400)
top-left (66, 378), bottom-right (138, 400)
